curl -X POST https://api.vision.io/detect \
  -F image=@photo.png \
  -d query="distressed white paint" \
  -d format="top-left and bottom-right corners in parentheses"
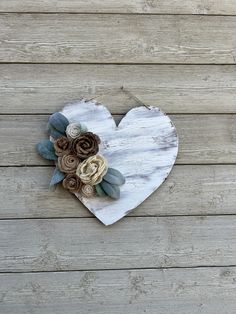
top-left (61, 100), bottom-right (178, 225)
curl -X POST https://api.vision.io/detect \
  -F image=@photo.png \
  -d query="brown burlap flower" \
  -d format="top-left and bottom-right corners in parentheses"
top-left (76, 154), bottom-right (108, 185)
top-left (72, 132), bottom-right (100, 159)
top-left (62, 174), bottom-right (83, 192)
top-left (58, 154), bottom-right (80, 174)
top-left (54, 136), bottom-right (71, 156)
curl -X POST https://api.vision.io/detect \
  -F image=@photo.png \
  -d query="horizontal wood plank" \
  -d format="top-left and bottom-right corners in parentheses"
top-left (0, 0), bottom-right (236, 15)
top-left (1, 64), bottom-right (236, 114)
top-left (1, 216), bottom-right (236, 271)
top-left (1, 14), bottom-right (236, 63)
top-left (1, 165), bottom-right (236, 218)
top-left (0, 114), bottom-right (236, 165)
top-left (0, 267), bottom-right (236, 314)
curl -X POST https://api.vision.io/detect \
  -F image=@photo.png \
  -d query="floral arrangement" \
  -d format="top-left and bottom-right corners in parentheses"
top-left (36, 112), bottom-right (125, 199)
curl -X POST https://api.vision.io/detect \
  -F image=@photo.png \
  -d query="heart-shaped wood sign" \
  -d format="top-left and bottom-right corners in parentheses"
top-left (60, 100), bottom-right (178, 225)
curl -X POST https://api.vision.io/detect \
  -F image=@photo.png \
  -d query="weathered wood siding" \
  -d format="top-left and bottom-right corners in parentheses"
top-left (1, 14), bottom-right (236, 63)
top-left (1, 64), bottom-right (236, 114)
top-left (1, 165), bottom-right (236, 218)
top-left (1, 0), bottom-right (236, 15)
top-left (1, 0), bottom-right (236, 312)
top-left (1, 268), bottom-right (235, 314)
top-left (0, 216), bottom-right (236, 271)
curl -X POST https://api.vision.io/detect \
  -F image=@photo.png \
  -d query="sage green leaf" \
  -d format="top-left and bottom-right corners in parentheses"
top-left (95, 184), bottom-right (107, 197)
top-left (100, 180), bottom-right (120, 199)
top-left (50, 167), bottom-right (65, 187)
top-left (103, 172), bottom-right (124, 186)
top-left (48, 124), bottom-right (64, 139)
top-left (36, 139), bottom-right (57, 161)
top-left (106, 168), bottom-right (126, 185)
top-left (48, 112), bottom-right (69, 135)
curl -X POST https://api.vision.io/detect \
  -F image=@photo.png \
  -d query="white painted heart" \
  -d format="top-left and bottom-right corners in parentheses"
top-left (61, 100), bottom-right (178, 225)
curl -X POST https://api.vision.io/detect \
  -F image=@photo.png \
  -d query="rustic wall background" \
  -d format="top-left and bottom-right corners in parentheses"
top-left (0, 1), bottom-right (236, 313)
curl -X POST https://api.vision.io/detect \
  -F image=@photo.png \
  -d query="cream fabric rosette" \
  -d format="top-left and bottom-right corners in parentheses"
top-left (76, 155), bottom-right (108, 185)
top-left (66, 122), bottom-right (87, 139)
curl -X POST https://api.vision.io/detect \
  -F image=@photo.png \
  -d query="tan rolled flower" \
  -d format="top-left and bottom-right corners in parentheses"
top-left (76, 154), bottom-right (108, 185)
top-left (54, 136), bottom-right (71, 156)
top-left (66, 123), bottom-right (83, 139)
top-left (62, 174), bottom-right (83, 192)
top-left (81, 184), bottom-right (95, 198)
top-left (58, 154), bottom-right (80, 174)
top-left (72, 132), bottom-right (100, 159)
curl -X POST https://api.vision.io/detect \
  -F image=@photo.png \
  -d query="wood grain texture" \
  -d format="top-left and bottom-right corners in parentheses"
top-left (0, 267), bottom-right (236, 314)
top-left (0, 114), bottom-right (236, 166)
top-left (1, 165), bottom-right (236, 219)
top-left (1, 0), bottom-right (236, 15)
top-left (1, 14), bottom-right (236, 64)
top-left (1, 216), bottom-right (236, 271)
top-left (1, 64), bottom-right (236, 114)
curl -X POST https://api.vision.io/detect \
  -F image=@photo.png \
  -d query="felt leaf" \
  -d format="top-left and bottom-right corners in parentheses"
top-left (36, 139), bottom-right (57, 161)
top-left (100, 180), bottom-right (120, 199)
top-left (103, 172), bottom-right (125, 186)
top-left (106, 168), bottom-right (126, 185)
top-left (48, 124), bottom-right (64, 139)
top-left (48, 112), bottom-right (69, 135)
top-left (50, 167), bottom-right (66, 187)
top-left (95, 184), bottom-right (107, 197)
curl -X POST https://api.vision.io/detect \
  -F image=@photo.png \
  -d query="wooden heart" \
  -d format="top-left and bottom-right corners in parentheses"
top-left (61, 100), bottom-right (178, 225)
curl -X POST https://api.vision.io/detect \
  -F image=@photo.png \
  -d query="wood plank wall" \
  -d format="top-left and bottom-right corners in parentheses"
top-left (0, 1), bottom-right (236, 313)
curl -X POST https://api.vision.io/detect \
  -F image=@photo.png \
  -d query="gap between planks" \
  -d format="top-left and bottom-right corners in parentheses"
top-left (2, 213), bottom-right (236, 221)
top-left (0, 113), bottom-right (235, 116)
top-left (1, 163), bottom-right (236, 166)
top-left (1, 264), bottom-right (236, 274)
top-left (2, 12), bottom-right (236, 16)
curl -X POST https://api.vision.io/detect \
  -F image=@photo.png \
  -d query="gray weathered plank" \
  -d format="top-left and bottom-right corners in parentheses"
top-left (1, 165), bottom-right (236, 218)
top-left (0, 114), bottom-right (236, 165)
top-left (1, 14), bottom-right (236, 63)
top-left (0, 0), bottom-right (236, 15)
top-left (1, 64), bottom-right (236, 114)
top-left (0, 267), bottom-right (236, 314)
top-left (0, 216), bottom-right (236, 271)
